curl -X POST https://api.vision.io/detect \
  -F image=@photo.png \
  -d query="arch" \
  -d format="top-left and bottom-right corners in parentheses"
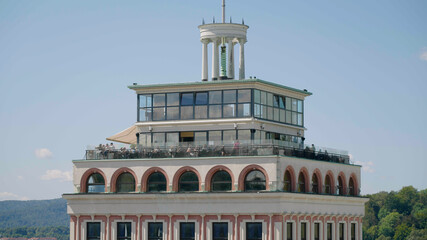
top-left (348, 173), bottom-right (358, 196)
top-left (337, 171), bottom-right (347, 195)
top-left (297, 167), bottom-right (310, 193)
top-left (324, 171), bottom-right (334, 195)
top-left (238, 165), bottom-right (270, 191)
top-left (204, 165), bottom-right (235, 191)
top-left (141, 167), bottom-right (170, 192)
top-left (80, 168), bottom-right (107, 193)
top-left (284, 165), bottom-right (296, 192)
top-left (312, 168), bottom-right (322, 194)
top-left (110, 167), bottom-right (138, 192)
top-left (172, 166), bottom-right (201, 192)
top-left (244, 170), bottom-right (266, 191)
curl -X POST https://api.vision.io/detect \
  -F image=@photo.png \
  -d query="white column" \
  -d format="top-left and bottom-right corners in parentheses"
top-left (227, 39), bottom-right (234, 79)
top-left (238, 39), bottom-right (246, 80)
top-left (106, 215), bottom-right (110, 240)
top-left (212, 38), bottom-right (220, 80)
top-left (202, 40), bottom-right (209, 81)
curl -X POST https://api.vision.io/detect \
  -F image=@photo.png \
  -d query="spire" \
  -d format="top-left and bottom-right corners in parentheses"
top-left (222, 0), bottom-right (225, 23)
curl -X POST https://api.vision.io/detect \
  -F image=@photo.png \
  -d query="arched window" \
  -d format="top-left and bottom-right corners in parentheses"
top-left (337, 176), bottom-right (344, 195)
top-left (87, 173), bottom-right (105, 193)
top-left (244, 170), bottom-right (266, 191)
top-left (147, 172), bottom-right (167, 192)
top-left (349, 177), bottom-right (356, 196)
top-left (325, 175), bottom-right (332, 195)
top-left (116, 172), bottom-right (135, 193)
top-left (297, 173), bottom-right (306, 193)
top-left (312, 174), bottom-right (319, 194)
top-left (178, 172), bottom-right (199, 192)
top-left (284, 170), bottom-right (292, 192)
top-left (211, 170), bottom-right (232, 192)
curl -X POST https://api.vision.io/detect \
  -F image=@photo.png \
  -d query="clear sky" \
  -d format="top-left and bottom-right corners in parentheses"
top-left (0, 0), bottom-right (426, 200)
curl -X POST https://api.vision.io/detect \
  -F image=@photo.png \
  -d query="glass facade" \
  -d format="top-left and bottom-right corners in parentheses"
top-left (314, 223), bottom-right (320, 240)
top-left (147, 172), bottom-right (167, 192)
top-left (213, 223), bottom-right (228, 240)
top-left (87, 173), bottom-right (105, 193)
top-left (178, 172), bottom-right (199, 192)
top-left (116, 173), bottom-right (135, 193)
top-left (339, 223), bottom-right (345, 240)
top-left (117, 222), bottom-right (131, 240)
top-left (180, 223), bottom-right (195, 240)
top-left (138, 89), bottom-right (303, 127)
top-left (327, 223), bottom-right (332, 240)
top-left (211, 171), bottom-right (232, 192)
top-left (286, 223), bottom-right (292, 240)
top-left (244, 170), bottom-right (266, 191)
top-left (87, 222), bottom-right (101, 240)
top-left (300, 223), bottom-right (307, 240)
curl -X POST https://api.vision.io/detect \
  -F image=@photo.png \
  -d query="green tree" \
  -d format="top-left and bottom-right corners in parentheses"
top-left (393, 224), bottom-right (411, 240)
top-left (378, 212), bottom-right (402, 237)
top-left (406, 228), bottom-right (427, 240)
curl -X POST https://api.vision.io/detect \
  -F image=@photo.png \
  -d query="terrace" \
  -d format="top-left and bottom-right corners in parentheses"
top-left (84, 140), bottom-right (351, 164)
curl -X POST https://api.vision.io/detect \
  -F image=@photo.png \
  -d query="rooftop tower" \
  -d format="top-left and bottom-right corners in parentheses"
top-left (199, 0), bottom-right (248, 81)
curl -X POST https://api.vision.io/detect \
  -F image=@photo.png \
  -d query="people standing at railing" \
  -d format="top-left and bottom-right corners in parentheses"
top-left (233, 140), bottom-right (240, 155)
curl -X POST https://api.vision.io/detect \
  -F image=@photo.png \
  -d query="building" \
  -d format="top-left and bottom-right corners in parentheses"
top-left (63, 2), bottom-right (368, 240)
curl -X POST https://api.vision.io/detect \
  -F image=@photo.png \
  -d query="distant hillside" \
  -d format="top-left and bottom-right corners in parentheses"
top-left (0, 198), bottom-right (68, 228)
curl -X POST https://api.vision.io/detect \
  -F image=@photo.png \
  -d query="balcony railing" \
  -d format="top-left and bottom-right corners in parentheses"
top-left (85, 140), bottom-right (350, 164)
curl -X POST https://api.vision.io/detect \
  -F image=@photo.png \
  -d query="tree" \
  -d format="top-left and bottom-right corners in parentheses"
top-left (393, 224), bottom-right (411, 240)
top-left (378, 212), bottom-right (402, 237)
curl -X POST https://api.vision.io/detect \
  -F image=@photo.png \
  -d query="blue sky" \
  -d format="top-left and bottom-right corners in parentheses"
top-left (0, 0), bottom-right (426, 200)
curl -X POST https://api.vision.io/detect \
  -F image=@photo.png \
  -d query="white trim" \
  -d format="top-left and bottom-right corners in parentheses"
top-left (240, 219), bottom-right (267, 240)
top-left (142, 220), bottom-right (168, 240)
top-left (274, 222), bottom-right (282, 240)
top-left (311, 221), bottom-right (322, 240)
top-left (111, 219), bottom-right (136, 240)
top-left (174, 219), bottom-right (200, 240)
top-left (298, 221), bottom-right (309, 240)
top-left (284, 220), bottom-right (296, 240)
top-left (206, 220), bottom-right (233, 240)
top-left (324, 221), bottom-right (334, 240)
top-left (348, 221), bottom-right (357, 240)
top-left (81, 219), bottom-right (105, 240)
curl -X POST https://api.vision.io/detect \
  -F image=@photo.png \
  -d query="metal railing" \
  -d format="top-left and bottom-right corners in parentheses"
top-left (85, 140), bottom-right (350, 164)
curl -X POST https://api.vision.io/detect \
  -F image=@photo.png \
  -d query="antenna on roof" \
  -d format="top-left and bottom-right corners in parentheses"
top-left (222, 0), bottom-right (225, 23)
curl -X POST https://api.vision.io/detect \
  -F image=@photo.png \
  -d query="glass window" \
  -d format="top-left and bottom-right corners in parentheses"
top-left (312, 174), bottom-right (319, 194)
top-left (327, 223), bottom-right (332, 240)
top-left (153, 133), bottom-right (165, 146)
top-left (117, 222), bottom-right (131, 240)
top-left (291, 112), bottom-right (297, 125)
top-left (246, 223), bottom-right (262, 240)
top-left (238, 89), bottom-right (251, 103)
top-left (223, 90), bottom-right (236, 103)
top-left (285, 97), bottom-right (291, 110)
top-left (297, 100), bottom-right (303, 113)
top-left (338, 176), bottom-right (344, 195)
top-left (297, 114), bottom-right (303, 126)
top-left (194, 132), bottom-right (207, 143)
top-left (223, 104), bottom-right (236, 118)
top-left (87, 173), bottom-right (105, 193)
top-left (211, 170), bottom-right (232, 192)
top-left (87, 222), bottom-right (101, 240)
top-left (339, 223), bottom-right (344, 240)
top-left (209, 91), bottom-right (222, 104)
top-left (223, 130), bottom-right (236, 142)
top-left (279, 96), bottom-right (285, 109)
top-left (209, 131), bottom-right (222, 143)
top-left (153, 107), bottom-right (166, 121)
top-left (254, 90), bottom-right (260, 104)
top-left (244, 170), bottom-right (266, 191)
top-left (213, 223), bottom-right (228, 240)
top-left (267, 107), bottom-right (273, 120)
top-left (298, 173), bottom-right (306, 193)
top-left (181, 93), bottom-right (194, 106)
top-left (273, 108), bottom-right (279, 121)
top-left (195, 106), bottom-right (207, 119)
top-left (153, 94), bottom-right (165, 107)
top-left (148, 223), bottom-right (163, 240)
top-left (140, 108), bottom-right (152, 121)
top-left (116, 173), bottom-right (135, 193)
top-left (291, 99), bottom-right (297, 111)
top-left (285, 111), bottom-right (292, 124)
top-left (195, 92), bottom-right (208, 105)
top-left (261, 105), bottom-right (267, 119)
top-left (286, 223), bottom-right (292, 240)
top-left (238, 103), bottom-right (251, 118)
top-left (325, 175), bottom-right (332, 195)
top-left (273, 95), bottom-right (279, 107)
top-left (167, 93), bottom-right (179, 106)
top-left (180, 223), bottom-right (195, 240)
top-left (181, 106), bottom-right (193, 120)
top-left (279, 110), bottom-right (285, 122)
top-left (284, 171), bottom-right (292, 192)
top-left (139, 133), bottom-right (152, 147)
top-left (238, 130), bottom-right (251, 141)
top-left (267, 93), bottom-right (273, 106)
top-left (167, 107), bottom-right (179, 120)
top-left (254, 104), bottom-right (261, 118)
top-left (209, 105), bottom-right (222, 118)
top-left (166, 132), bottom-right (179, 144)
top-left (139, 95), bottom-right (152, 108)
top-left (178, 172), bottom-right (199, 192)
top-left (147, 172), bottom-right (167, 192)
top-left (314, 223), bottom-right (320, 240)
top-left (260, 91), bottom-right (266, 105)
top-left (301, 223), bottom-right (307, 240)
top-left (351, 223), bottom-right (356, 240)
